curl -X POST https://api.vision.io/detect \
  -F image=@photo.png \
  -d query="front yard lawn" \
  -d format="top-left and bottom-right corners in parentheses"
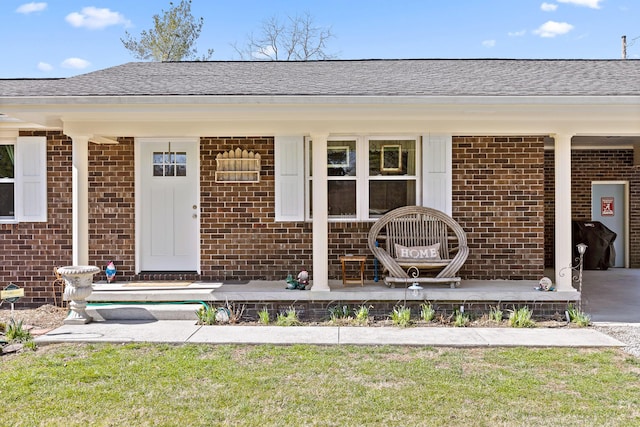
top-left (1, 344), bottom-right (639, 426)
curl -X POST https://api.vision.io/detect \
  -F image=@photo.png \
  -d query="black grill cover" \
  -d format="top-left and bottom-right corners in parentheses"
top-left (572, 220), bottom-right (617, 270)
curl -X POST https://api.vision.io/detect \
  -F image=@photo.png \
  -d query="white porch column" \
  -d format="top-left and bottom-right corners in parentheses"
top-left (554, 133), bottom-right (577, 292)
top-left (71, 135), bottom-right (90, 266)
top-left (311, 132), bottom-right (330, 291)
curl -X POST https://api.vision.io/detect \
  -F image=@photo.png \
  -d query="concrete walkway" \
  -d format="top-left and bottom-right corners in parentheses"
top-left (35, 321), bottom-right (626, 347)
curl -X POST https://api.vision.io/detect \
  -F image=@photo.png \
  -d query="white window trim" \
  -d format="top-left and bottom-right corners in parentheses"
top-left (306, 135), bottom-right (422, 222)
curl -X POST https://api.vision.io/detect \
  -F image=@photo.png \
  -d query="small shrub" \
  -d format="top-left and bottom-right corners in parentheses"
top-left (328, 305), bottom-right (352, 323)
top-left (196, 305), bottom-right (216, 325)
top-left (566, 304), bottom-right (591, 327)
top-left (23, 340), bottom-right (37, 351)
top-left (0, 321), bottom-right (6, 333)
top-left (508, 307), bottom-right (536, 328)
top-left (390, 306), bottom-right (411, 327)
top-left (276, 307), bottom-right (302, 326)
top-left (258, 307), bottom-right (270, 325)
top-left (5, 319), bottom-right (32, 342)
top-left (224, 300), bottom-right (246, 324)
top-left (453, 311), bottom-right (470, 327)
top-left (489, 306), bottom-right (503, 323)
top-left (354, 305), bottom-right (372, 325)
top-left (420, 303), bottom-right (435, 322)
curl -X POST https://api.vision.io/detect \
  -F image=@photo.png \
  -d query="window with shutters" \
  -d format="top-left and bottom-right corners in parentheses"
top-left (306, 136), bottom-right (420, 221)
top-left (0, 136), bottom-right (47, 223)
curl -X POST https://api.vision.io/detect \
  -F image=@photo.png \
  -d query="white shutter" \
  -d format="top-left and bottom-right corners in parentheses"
top-left (274, 135), bottom-right (305, 221)
top-left (422, 134), bottom-right (452, 215)
top-left (16, 136), bottom-right (47, 222)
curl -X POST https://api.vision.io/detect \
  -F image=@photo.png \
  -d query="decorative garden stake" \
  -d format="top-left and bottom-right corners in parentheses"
top-left (57, 265), bottom-right (100, 324)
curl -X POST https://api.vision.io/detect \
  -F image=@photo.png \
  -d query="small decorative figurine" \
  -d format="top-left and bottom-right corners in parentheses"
top-left (105, 261), bottom-right (116, 283)
top-left (285, 270), bottom-right (309, 290)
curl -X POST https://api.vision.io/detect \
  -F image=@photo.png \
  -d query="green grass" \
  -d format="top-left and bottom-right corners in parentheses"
top-left (1, 344), bottom-right (639, 426)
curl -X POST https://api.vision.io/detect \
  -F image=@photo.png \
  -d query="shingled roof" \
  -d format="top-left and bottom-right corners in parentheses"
top-left (1, 59), bottom-right (640, 97)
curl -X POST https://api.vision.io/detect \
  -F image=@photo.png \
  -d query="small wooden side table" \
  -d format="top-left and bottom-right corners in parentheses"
top-left (339, 255), bottom-right (367, 286)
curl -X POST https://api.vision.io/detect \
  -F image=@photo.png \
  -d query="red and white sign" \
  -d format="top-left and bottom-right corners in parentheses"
top-left (601, 197), bottom-right (614, 217)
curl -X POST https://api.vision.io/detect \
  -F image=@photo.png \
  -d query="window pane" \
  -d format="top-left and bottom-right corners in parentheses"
top-left (153, 153), bottom-right (164, 164)
top-left (328, 140), bottom-right (356, 177)
top-left (369, 180), bottom-right (416, 216)
top-left (153, 165), bottom-right (164, 176)
top-left (0, 182), bottom-right (15, 217)
top-left (369, 139), bottom-right (416, 176)
top-left (0, 145), bottom-right (14, 179)
top-left (329, 180), bottom-right (356, 217)
top-left (176, 165), bottom-right (187, 176)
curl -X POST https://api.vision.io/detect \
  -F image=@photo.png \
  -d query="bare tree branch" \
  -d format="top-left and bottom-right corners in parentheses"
top-left (233, 12), bottom-right (335, 61)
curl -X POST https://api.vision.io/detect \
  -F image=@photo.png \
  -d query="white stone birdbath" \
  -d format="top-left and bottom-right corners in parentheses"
top-left (57, 265), bottom-right (100, 324)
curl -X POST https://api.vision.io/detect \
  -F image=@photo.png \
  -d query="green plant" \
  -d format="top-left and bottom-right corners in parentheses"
top-left (0, 320), bottom-right (6, 333)
top-left (196, 305), bottom-right (216, 325)
top-left (453, 311), bottom-right (470, 327)
top-left (489, 306), bottom-right (503, 323)
top-left (354, 305), bottom-right (372, 325)
top-left (390, 306), bottom-right (411, 327)
top-left (328, 305), bottom-right (352, 323)
top-left (420, 303), bottom-right (435, 322)
top-left (5, 319), bottom-right (33, 342)
top-left (258, 307), bottom-right (270, 325)
top-left (508, 307), bottom-right (536, 328)
top-left (276, 307), bottom-right (302, 326)
top-left (566, 304), bottom-right (591, 327)
top-left (22, 340), bottom-right (37, 351)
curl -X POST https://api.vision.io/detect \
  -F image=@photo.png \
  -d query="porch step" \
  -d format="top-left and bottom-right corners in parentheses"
top-left (87, 303), bottom-right (203, 321)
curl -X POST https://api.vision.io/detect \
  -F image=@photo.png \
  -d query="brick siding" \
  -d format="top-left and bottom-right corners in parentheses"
top-left (452, 136), bottom-right (546, 280)
top-left (544, 149), bottom-right (640, 267)
top-left (3, 131), bottom-right (73, 306)
top-left (6, 132), bottom-right (550, 306)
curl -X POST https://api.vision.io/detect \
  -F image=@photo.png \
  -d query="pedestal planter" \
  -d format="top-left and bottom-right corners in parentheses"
top-left (58, 265), bottom-right (100, 325)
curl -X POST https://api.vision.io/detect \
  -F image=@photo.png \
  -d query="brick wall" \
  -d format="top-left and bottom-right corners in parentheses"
top-left (8, 133), bottom-right (551, 306)
top-left (200, 137), bottom-right (316, 281)
top-left (544, 149), bottom-right (640, 267)
top-left (88, 138), bottom-right (136, 281)
top-left (452, 136), bottom-right (546, 280)
top-left (2, 131), bottom-right (73, 306)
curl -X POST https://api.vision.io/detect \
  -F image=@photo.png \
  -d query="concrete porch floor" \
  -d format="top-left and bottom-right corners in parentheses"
top-left (89, 277), bottom-right (579, 304)
top-left (76, 269), bottom-right (638, 322)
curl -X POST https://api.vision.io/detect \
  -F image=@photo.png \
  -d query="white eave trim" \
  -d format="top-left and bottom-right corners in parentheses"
top-left (2, 95), bottom-right (640, 107)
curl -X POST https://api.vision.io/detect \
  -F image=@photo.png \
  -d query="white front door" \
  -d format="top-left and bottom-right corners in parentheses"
top-left (137, 139), bottom-right (199, 272)
top-left (591, 181), bottom-right (628, 268)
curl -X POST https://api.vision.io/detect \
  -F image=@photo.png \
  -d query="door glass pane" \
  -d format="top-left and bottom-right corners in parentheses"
top-left (369, 180), bottom-right (416, 217)
top-left (0, 182), bottom-right (15, 217)
top-left (152, 151), bottom-right (187, 177)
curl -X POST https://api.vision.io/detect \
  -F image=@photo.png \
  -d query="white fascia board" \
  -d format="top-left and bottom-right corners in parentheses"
top-left (2, 94), bottom-right (640, 106)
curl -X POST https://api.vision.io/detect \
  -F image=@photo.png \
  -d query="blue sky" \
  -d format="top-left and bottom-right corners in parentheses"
top-left (1, 0), bottom-right (638, 78)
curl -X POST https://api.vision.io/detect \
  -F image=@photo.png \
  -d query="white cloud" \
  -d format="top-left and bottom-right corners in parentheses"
top-left (557, 0), bottom-right (603, 8)
top-left (65, 7), bottom-right (131, 30)
top-left (508, 30), bottom-right (526, 37)
top-left (482, 40), bottom-right (496, 48)
top-left (541, 2), bottom-right (558, 11)
top-left (37, 62), bottom-right (53, 71)
top-left (16, 2), bottom-right (47, 14)
top-left (533, 21), bottom-right (574, 37)
top-left (61, 58), bottom-right (91, 69)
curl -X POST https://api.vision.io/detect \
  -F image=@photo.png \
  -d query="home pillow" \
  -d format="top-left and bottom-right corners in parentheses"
top-left (395, 243), bottom-right (441, 262)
